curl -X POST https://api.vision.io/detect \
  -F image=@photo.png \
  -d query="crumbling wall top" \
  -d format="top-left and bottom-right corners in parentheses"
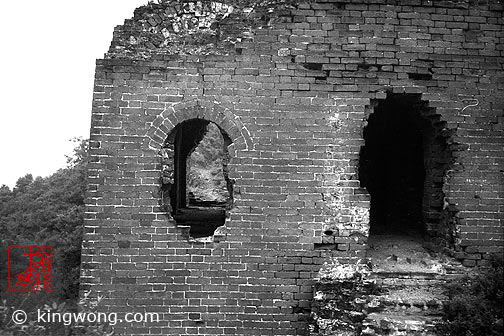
top-left (106, 0), bottom-right (502, 60)
top-left (106, 0), bottom-right (300, 59)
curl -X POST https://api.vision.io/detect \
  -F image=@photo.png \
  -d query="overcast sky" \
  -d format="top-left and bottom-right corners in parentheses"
top-left (0, 0), bottom-right (149, 188)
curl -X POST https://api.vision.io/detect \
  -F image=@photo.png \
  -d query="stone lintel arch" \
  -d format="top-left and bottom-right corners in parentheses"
top-left (146, 100), bottom-right (253, 153)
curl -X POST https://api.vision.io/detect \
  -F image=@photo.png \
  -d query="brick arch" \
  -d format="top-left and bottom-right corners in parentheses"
top-left (146, 100), bottom-right (253, 152)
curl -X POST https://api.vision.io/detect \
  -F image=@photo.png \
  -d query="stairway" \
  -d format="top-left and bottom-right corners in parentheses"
top-left (309, 235), bottom-right (467, 336)
top-left (361, 273), bottom-right (446, 335)
top-left (360, 235), bottom-right (465, 336)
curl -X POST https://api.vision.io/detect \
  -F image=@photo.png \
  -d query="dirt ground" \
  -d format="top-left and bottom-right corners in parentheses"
top-left (366, 234), bottom-right (449, 274)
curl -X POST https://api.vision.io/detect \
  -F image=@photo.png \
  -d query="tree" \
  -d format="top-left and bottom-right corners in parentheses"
top-left (0, 138), bottom-right (88, 311)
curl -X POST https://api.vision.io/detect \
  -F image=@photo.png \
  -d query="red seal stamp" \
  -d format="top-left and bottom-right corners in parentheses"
top-left (8, 246), bottom-right (53, 292)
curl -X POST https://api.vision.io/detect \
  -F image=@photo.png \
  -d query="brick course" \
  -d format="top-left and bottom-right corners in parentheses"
top-left (82, 0), bottom-right (504, 335)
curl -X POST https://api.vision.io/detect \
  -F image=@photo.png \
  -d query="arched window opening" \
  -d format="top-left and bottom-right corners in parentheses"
top-left (359, 93), bottom-right (454, 240)
top-left (161, 119), bottom-right (233, 240)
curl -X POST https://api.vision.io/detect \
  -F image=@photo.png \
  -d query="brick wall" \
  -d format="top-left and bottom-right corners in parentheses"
top-left (82, 0), bottom-right (503, 334)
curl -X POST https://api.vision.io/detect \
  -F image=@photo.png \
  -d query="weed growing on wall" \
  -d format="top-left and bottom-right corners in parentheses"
top-left (436, 255), bottom-right (504, 336)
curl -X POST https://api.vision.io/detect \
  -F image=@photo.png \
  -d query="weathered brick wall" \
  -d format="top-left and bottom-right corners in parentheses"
top-left (82, 0), bottom-right (503, 335)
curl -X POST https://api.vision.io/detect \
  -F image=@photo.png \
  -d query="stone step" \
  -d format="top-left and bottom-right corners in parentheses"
top-left (361, 311), bottom-right (440, 336)
top-left (370, 272), bottom-right (446, 285)
top-left (371, 271), bottom-right (445, 279)
top-left (368, 270), bottom-right (462, 289)
top-left (369, 288), bottom-right (445, 309)
top-left (366, 283), bottom-right (447, 318)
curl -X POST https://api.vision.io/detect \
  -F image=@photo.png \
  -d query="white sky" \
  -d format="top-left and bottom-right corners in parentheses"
top-left (0, 0), bottom-right (149, 188)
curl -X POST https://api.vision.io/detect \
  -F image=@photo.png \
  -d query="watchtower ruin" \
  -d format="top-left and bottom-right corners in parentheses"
top-left (81, 1), bottom-right (504, 335)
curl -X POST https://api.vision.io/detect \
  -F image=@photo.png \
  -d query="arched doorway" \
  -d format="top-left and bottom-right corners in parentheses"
top-left (359, 93), bottom-right (454, 239)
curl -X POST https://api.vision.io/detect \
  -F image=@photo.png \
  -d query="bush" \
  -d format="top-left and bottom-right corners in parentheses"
top-left (436, 255), bottom-right (504, 336)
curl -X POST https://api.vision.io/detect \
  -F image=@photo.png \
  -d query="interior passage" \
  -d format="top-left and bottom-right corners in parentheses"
top-left (360, 94), bottom-right (428, 235)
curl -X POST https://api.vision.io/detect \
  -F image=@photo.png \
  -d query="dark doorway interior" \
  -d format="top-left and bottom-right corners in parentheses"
top-left (360, 94), bottom-right (429, 235)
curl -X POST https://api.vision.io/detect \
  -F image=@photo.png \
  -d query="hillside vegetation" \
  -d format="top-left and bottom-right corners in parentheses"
top-left (0, 139), bottom-right (87, 310)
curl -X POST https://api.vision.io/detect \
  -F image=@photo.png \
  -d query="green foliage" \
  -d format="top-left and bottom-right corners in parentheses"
top-left (0, 138), bottom-right (88, 314)
top-left (436, 256), bottom-right (504, 336)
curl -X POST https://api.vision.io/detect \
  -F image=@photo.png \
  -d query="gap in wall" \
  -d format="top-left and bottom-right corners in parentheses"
top-left (359, 93), bottom-right (455, 242)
